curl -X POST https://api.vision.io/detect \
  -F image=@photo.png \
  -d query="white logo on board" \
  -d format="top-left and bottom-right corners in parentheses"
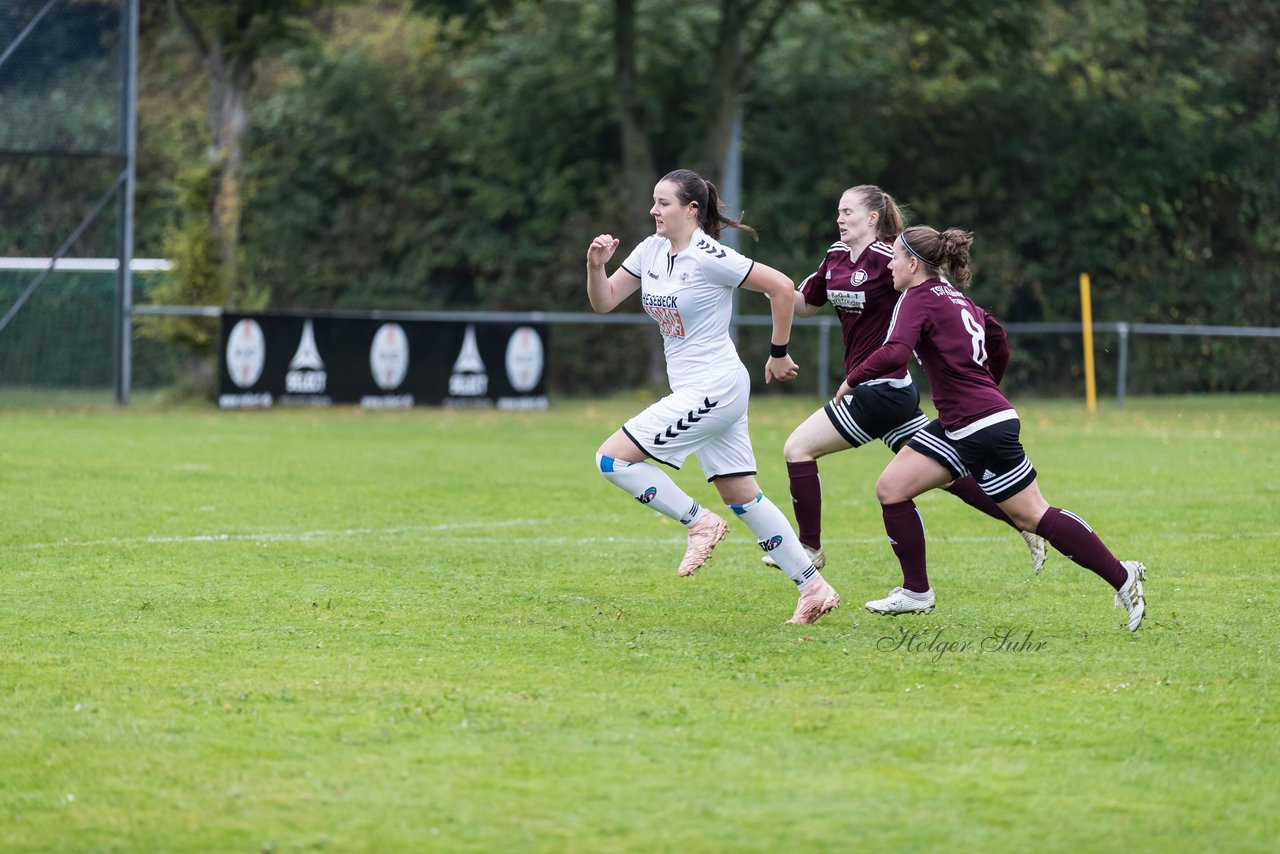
top-left (370, 323), bottom-right (410, 390)
top-left (449, 324), bottom-right (488, 396)
top-left (286, 319), bottom-right (327, 394)
top-left (226, 318), bottom-right (265, 388)
top-left (505, 326), bottom-right (544, 393)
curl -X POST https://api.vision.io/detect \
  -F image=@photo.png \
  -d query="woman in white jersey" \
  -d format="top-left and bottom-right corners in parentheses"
top-left (587, 168), bottom-right (841, 625)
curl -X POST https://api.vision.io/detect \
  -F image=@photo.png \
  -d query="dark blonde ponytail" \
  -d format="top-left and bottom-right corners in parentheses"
top-left (847, 185), bottom-right (905, 241)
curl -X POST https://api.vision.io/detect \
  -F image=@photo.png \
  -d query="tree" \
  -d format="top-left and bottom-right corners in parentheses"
top-left (413, 0), bottom-right (816, 381)
top-left (416, 0), bottom-right (813, 235)
top-left (137, 0), bottom-right (1279, 396)
top-left (166, 0), bottom-right (325, 307)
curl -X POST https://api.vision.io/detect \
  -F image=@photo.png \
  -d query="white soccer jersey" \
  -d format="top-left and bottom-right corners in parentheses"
top-left (620, 227), bottom-right (755, 390)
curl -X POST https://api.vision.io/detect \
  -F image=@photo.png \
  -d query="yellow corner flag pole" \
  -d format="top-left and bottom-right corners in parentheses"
top-left (1079, 272), bottom-right (1097, 413)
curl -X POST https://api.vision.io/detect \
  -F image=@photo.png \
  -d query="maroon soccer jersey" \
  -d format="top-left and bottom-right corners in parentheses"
top-left (799, 240), bottom-right (908, 381)
top-left (884, 278), bottom-right (1012, 433)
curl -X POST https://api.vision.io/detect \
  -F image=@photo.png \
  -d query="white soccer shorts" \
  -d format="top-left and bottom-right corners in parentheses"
top-left (621, 367), bottom-right (756, 481)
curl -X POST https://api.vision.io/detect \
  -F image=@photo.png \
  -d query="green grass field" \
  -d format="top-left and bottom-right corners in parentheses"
top-left (1, 393), bottom-right (1277, 852)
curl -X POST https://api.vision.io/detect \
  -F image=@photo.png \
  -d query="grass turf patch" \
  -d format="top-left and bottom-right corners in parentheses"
top-left (1, 394), bottom-right (1277, 851)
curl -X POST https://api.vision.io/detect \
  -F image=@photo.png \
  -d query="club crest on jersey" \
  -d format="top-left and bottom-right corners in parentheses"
top-left (851, 270), bottom-right (868, 286)
top-left (758, 535), bottom-right (784, 552)
top-left (680, 272), bottom-right (689, 282)
top-left (637, 486), bottom-right (657, 504)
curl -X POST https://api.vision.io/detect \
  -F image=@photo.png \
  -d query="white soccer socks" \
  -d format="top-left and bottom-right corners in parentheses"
top-left (596, 454), bottom-right (702, 525)
top-left (731, 491), bottom-right (821, 590)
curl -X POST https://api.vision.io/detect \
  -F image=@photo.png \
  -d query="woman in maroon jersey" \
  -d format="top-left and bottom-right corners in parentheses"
top-left (845, 224), bottom-right (1147, 631)
top-left (764, 186), bottom-right (1045, 576)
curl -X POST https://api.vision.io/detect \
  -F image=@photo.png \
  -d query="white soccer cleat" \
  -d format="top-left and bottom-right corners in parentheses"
top-left (762, 543), bottom-right (825, 570)
top-left (786, 576), bottom-right (840, 625)
top-left (1022, 530), bottom-right (1048, 575)
top-left (677, 512), bottom-right (729, 577)
top-left (865, 586), bottom-right (935, 615)
top-left (1114, 560), bottom-right (1147, 631)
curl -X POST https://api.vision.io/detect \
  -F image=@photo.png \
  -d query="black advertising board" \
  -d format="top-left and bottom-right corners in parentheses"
top-left (218, 313), bottom-right (548, 410)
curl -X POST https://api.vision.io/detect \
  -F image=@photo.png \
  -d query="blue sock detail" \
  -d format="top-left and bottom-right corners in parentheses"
top-left (596, 453), bottom-right (615, 474)
top-left (730, 491), bottom-right (764, 516)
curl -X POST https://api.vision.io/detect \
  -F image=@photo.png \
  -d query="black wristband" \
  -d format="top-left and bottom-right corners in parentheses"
top-left (770, 342), bottom-right (788, 358)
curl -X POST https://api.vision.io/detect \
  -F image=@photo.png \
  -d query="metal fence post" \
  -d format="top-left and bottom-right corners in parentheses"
top-left (114, 0), bottom-right (138, 405)
top-left (816, 318), bottom-right (830, 401)
top-left (1116, 321), bottom-right (1129, 407)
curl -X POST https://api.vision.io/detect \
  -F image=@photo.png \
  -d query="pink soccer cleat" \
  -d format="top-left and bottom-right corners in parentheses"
top-left (786, 575), bottom-right (841, 624)
top-left (677, 512), bottom-right (729, 577)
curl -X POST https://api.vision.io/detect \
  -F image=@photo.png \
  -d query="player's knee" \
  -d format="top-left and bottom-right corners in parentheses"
top-left (1006, 504), bottom-right (1047, 532)
top-left (781, 433), bottom-right (814, 463)
top-left (875, 473), bottom-right (906, 505)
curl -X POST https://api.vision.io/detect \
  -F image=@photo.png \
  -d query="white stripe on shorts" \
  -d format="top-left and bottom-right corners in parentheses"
top-left (829, 400), bottom-right (873, 445)
top-left (910, 428), bottom-right (966, 475)
top-left (884, 414), bottom-right (929, 449)
top-left (944, 408), bottom-right (1019, 440)
top-left (980, 455), bottom-right (1034, 496)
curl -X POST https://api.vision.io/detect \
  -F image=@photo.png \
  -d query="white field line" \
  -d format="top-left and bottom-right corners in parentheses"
top-left (0, 519), bottom-right (544, 552)
top-left (2, 522), bottom-right (1276, 553)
